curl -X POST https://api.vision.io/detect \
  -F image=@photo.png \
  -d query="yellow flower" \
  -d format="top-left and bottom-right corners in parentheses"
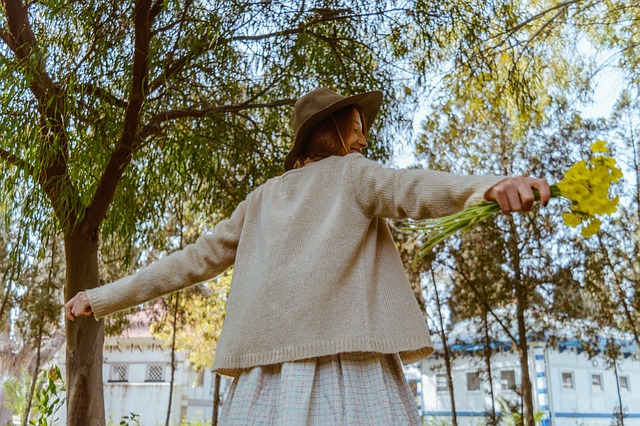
top-left (591, 140), bottom-right (609, 153)
top-left (555, 140), bottom-right (622, 237)
top-left (562, 212), bottom-right (583, 227)
top-left (581, 218), bottom-right (602, 237)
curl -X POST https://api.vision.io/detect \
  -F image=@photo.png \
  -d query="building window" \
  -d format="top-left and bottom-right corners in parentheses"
top-left (467, 372), bottom-right (480, 391)
top-left (501, 370), bottom-right (516, 391)
top-left (108, 364), bottom-right (128, 383)
top-left (195, 368), bottom-right (205, 387)
top-left (146, 364), bottom-right (165, 382)
top-left (561, 372), bottom-right (574, 389)
top-left (591, 374), bottom-right (603, 391)
top-left (436, 374), bottom-right (448, 392)
top-left (619, 376), bottom-right (630, 391)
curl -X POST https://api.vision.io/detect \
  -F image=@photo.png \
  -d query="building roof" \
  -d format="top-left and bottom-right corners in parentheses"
top-left (430, 307), bottom-right (638, 356)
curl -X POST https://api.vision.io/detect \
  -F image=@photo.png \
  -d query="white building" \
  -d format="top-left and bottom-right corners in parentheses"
top-left (54, 311), bottom-right (231, 425)
top-left (415, 315), bottom-right (640, 425)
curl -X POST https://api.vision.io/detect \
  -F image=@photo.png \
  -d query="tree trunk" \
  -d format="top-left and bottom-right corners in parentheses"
top-left (516, 294), bottom-right (534, 426)
top-left (482, 312), bottom-right (497, 425)
top-left (613, 358), bottom-right (625, 426)
top-left (431, 269), bottom-right (457, 426)
top-left (212, 373), bottom-right (220, 426)
top-left (508, 219), bottom-right (535, 426)
top-left (166, 293), bottom-right (180, 426)
top-left (23, 328), bottom-right (42, 426)
top-left (64, 230), bottom-right (105, 425)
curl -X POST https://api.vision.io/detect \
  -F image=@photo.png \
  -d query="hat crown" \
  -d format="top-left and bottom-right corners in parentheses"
top-left (291, 88), bottom-right (346, 135)
top-left (284, 87), bottom-right (383, 171)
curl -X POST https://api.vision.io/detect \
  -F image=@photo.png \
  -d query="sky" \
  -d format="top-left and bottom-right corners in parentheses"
top-left (390, 65), bottom-right (626, 169)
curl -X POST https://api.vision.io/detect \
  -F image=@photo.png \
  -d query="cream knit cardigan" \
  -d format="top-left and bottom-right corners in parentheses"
top-left (86, 154), bottom-right (504, 376)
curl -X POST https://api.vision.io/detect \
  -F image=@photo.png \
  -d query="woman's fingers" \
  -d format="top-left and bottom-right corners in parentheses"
top-left (531, 178), bottom-right (551, 207)
top-left (64, 291), bottom-right (93, 321)
top-left (485, 176), bottom-right (550, 213)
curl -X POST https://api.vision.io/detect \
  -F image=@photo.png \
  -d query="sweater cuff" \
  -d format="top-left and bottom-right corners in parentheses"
top-left (463, 176), bottom-right (508, 209)
top-left (85, 274), bottom-right (135, 320)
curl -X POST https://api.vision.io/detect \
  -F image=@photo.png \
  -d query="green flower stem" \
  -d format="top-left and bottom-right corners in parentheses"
top-left (409, 184), bottom-right (564, 265)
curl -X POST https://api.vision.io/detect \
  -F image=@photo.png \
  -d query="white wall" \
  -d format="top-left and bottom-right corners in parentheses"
top-left (419, 347), bottom-right (640, 426)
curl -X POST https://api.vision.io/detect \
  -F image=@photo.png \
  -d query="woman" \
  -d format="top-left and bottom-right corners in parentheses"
top-left (66, 87), bottom-right (550, 424)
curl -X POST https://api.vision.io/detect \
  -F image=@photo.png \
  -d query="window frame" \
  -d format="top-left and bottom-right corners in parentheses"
top-left (145, 364), bottom-right (165, 383)
top-left (619, 375), bottom-right (630, 391)
top-left (591, 373), bottom-right (603, 391)
top-left (436, 374), bottom-right (448, 392)
top-left (108, 364), bottom-right (129, 383)
top-left (561, 371), bottom-right (574, 390)
top-left (500, 369), bottom-right (516, 391)
top-left (467, 371), bottom-right (481, 392)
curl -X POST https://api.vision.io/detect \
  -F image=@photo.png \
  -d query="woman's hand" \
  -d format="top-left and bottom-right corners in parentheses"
top-left (484, 176), bottom-right (551, 213)
top-left (64, 291), bottom-right (94, 321)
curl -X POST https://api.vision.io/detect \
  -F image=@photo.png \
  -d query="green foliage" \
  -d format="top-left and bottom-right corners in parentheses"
top-left (3, 368), bottom-right (32, 421)
top-left (29, 366), bottom-right (66, 426)
top-left (2, 366), bottom-right (65, 425)
top-left (495, 396), bottom-right (543, 426)
top-left (118, 413), bottom-right (141, 426)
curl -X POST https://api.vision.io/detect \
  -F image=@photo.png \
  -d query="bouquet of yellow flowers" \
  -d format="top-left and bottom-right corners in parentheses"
top-left (410, 141), bottom-right (623, 263)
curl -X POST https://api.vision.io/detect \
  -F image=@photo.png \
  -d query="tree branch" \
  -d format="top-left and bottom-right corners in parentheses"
top-left (2, 0), bottom-right (82, 226)
top-left (0, 147), bottom-right (34, 176)
top-left (84, 0), bottom-right (154, 232)
top-left (1, 0), bottom-right (57, 101)
top-left (75, 83), bottom-right (128, 109)
top-left (0, 26), bottom-right (16, 50)
top-left (148, 8), bottom-right (409, 95)
top-left (136, 98), bottom-right (295, 141)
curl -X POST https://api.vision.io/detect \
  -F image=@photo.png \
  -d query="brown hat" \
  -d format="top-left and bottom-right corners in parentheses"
top-left (284, 87), bottom-right (383, 171)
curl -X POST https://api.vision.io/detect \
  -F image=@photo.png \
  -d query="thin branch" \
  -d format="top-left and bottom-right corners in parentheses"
top-left (136, 98), bottom-right (295, 140)
top-left (0, 26), bottom-right (16, 50)
top-left (148, 7), bottom-right (410, 94)
top-left (0, 147), bottom-right (34, 175)
top-left (74, 82), bottom-right (128, 109)
top-left (150, 0), bottom-right (164, 20)
top-left (440, 258), bottom-right (520, 344)
top-left (504, 0), bottom-right (581, 38)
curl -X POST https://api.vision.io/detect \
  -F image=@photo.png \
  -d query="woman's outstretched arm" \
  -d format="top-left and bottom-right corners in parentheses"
top-left (65, 199), bottom-right (248, 320)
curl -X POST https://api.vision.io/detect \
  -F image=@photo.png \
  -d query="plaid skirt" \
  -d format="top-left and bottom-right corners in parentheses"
top-left (219, 352), bottom-right (420, 425)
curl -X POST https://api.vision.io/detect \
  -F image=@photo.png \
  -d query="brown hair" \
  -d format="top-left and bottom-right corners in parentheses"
top-left (293, 106), bottom-right (368, 169)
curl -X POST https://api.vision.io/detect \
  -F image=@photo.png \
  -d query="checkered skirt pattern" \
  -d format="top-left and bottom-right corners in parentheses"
top-left (219, 352), bottom-right (420, 425)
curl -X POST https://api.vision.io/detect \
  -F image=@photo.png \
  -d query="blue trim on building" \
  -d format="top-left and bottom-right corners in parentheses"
top-left (537, 388), bottom-right (548, 394)
top-left (422, 411), bottom-right (640, 419)
top-left (535, 354), bottom-right (545, 360)
top-left (555, 412), bottom-right (640, 419)
top-left (536, 371), bottom-right (546, 377)
top-left (539, 405), bottom-right (549, 411)
top-left (423, 411), bottom-right (491, 417)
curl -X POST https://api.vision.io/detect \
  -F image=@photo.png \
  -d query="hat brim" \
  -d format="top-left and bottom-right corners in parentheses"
top-left (284, 90), bottom-right (383, 171)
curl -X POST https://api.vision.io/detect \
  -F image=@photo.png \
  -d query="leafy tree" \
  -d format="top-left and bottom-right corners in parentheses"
top-left (414, 17), bottom-right (602, 420)
top-left (588, 91), bottom-right (640, 348)
top-left (0, 220), bottom-right (64, 425)
top-left (0, 0), bottom-right (454, 422)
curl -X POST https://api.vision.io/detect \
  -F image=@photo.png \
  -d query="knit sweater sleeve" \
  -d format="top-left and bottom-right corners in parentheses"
top-left (86, 199), bottom-right (247, 319)
top-left (348, 155), bottom-right (505, 220)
